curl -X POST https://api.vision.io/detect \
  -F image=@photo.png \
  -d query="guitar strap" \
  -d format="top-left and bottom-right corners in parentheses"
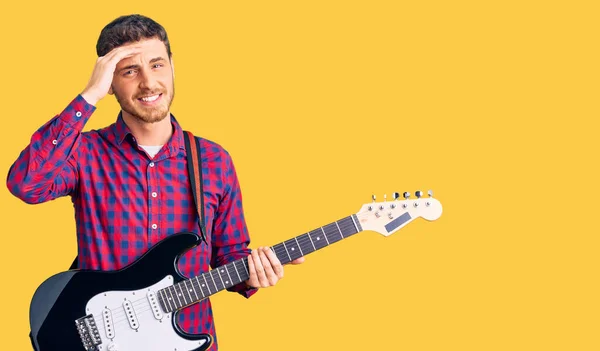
top-left (68, 130), bottom-right (207, 270)
top-left (182, 130), bottom-right (209, 245)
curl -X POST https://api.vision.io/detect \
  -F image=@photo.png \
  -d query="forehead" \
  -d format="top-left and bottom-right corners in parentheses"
top-left (116, 38), bottom-right (169, 67)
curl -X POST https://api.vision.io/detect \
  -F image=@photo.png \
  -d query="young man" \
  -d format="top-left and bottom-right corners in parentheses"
top-left (7, 14), bottom-right (303, 350)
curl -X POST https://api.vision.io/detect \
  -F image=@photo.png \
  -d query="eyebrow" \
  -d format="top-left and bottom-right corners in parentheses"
top-left (120, 57), bottom-right (166, 72)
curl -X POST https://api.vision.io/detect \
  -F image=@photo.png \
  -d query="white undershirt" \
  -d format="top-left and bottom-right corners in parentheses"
top-left (139, 145), bottom-right (163, 158)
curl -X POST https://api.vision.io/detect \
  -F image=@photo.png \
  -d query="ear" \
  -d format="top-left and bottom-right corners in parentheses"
top-left (170, 55), bottom-right (175, 78)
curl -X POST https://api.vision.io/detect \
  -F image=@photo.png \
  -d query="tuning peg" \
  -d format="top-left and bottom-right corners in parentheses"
top-left (428, 190), bottom-right (433, 197)
top-left (393, 192), bottom-right (400, 200)
top-left (403, 192), bottom-right (410, 199)
top-left (372, 194), bottom-right (376, 202)
top-left (415, 190), bottom-right (423, 198)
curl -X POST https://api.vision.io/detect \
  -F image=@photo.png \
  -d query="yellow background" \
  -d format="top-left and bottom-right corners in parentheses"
top-left (0, 0), bottom-right (598, 350)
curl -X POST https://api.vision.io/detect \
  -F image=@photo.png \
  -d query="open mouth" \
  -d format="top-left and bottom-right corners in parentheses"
top-left (137, 93), bottom-right (163, 105)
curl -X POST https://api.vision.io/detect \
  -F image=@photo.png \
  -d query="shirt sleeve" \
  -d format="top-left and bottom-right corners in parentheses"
top-left (6, 95), bottom-right (95, 204)
top-left (210, 149), bottom-right (258, 298)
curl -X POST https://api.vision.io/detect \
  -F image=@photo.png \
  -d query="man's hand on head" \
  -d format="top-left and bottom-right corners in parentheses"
top-left (81, 44), bottom-right (143, 106)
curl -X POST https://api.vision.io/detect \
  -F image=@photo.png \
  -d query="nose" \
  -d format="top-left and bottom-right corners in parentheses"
top-left (138, 69), bottom-right (158, 91)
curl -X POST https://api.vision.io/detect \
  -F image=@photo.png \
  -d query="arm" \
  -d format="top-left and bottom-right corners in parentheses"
top-left (210, 149), bottom-right (304, 294)
top-left (6, 96), bottom-right (94, 203)
top-left (7, 43), bottom-right (145, 203)
top-left (210, 150), bottom-right (258, 297)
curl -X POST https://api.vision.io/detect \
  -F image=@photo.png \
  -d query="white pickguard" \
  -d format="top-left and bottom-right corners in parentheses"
top-left (84, 276), bottom-right (208, 351)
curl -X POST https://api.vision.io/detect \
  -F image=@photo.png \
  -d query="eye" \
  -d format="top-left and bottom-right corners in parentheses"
top-left (153, 63), bottom-right (164, 69)
top-left (124, 69), bottom-right (136, 76)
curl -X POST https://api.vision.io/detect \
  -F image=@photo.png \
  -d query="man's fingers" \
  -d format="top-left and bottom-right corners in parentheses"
top-left (252, 249), bottom-right (269, 287)
top-left (291, 257), bottom-right (305, 265)
top-left (103, 44), bottom-right (144, 61)
top-left (264, 247), bottom-right (284, 279)
top-left (258, 247), bottom-right (278, 286)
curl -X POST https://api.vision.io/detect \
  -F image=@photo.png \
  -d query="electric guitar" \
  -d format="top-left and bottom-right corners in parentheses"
top-left (29, 191), bottom-right (442, 351)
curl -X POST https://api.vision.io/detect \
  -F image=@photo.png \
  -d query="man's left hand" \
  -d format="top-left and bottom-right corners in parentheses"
top-left (245, 247), bottom-right (304, 288)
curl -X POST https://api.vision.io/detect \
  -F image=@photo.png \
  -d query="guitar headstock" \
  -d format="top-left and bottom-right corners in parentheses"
top-left (355, 190), bottom-right (442, 236)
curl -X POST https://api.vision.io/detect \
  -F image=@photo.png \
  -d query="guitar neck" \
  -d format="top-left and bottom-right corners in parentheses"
top-left (158, 214), bottom-right (362, 312)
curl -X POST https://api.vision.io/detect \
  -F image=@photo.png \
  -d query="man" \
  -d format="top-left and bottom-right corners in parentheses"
top-left (7, 14), bottom-right (303, 350)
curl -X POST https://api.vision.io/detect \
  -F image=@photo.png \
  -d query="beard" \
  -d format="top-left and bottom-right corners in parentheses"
top-left (114, 84), bottom-right (175, 124)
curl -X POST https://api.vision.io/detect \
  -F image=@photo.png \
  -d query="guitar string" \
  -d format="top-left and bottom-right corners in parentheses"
top-left (89, 221), bottom-right (360, 324)
top-left (90, 226), bottom-right (358, 323)
top-left (89, 236), bottom-right (366, 337)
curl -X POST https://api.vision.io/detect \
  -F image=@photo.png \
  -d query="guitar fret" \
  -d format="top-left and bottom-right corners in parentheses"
top-left (203, 274), bottom-right (212, 295)
top-left (182, 282), bottom-right (191, 305)
top-left (184, 280), bottom-right (194, 302)
top-left (168, 286), bottom-right (179, 309)
top-left (273, 244), bottom-right (286, 262)
top-left (175, 284), bottom-right (186, 306)
top-left (350, 215), bottom-right (360, 232)
top-left (209, 270), bottom-right (220, 292)
top-left (307, 232), bottom-right (317, 251)
top-left (232, 261), bottom-right (242, 282)
top-left (160, 288), bottom-right (173, 312)
top-left (324, 223), bottom-right (343, 243)
top-left (195, 276), bottom-right (206, 298)
top-left (225, 264), bottom-right (235, 286)
top-left (217, 267), bottom-right (228, 287)
top-left (320, 227), bottom-right (331, 245)
top-left (294, 237), bottom-right (304, 256)
top-left (241, 258), bottom-right (249, 276)
top-left (190, 278), bottom-right (199, 300)
top-left (335, 221), bottom-right (344, 238)
top-left (282, 242), bottom-right (292, 262)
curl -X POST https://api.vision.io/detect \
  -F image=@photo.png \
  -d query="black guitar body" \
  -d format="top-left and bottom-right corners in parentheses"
top-left (29, 232), bottom-right (212, 351)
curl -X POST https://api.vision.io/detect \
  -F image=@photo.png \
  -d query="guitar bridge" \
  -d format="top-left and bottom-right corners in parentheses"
top-left (75, 314), bottom-right (102, 350)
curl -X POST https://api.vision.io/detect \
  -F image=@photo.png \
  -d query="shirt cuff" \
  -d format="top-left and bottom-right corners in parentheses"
top-left (57, 94), bottom-right (96, 130)
top-left (227, 282), bottom-right (259, 298)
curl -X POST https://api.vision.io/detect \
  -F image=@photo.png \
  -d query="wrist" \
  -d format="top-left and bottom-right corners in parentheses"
top-left (80, 91), bottom-right (100, 106)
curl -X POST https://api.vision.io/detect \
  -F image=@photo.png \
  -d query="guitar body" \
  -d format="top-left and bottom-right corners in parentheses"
top-left (29, 232), bottom-right (212, 351)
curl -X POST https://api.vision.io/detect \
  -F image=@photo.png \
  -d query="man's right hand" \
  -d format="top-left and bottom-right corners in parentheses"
top-left (81, 44), bottom-right (143, 106)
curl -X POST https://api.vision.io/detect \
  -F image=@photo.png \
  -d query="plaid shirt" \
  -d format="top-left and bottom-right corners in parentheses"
top-left (7, 95), bottom-right (257, 351)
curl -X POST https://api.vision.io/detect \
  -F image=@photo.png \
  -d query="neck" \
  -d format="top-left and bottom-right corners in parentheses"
top-left (122, 111), bottom-right (173, 146)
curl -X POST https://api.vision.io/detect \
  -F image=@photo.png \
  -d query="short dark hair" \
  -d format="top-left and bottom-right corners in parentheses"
top-left (96, 14), bottom-right (172, 57)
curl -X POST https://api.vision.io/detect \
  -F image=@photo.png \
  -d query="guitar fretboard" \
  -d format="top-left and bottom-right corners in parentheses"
top-left (157, 214), bottom-right (362, 313)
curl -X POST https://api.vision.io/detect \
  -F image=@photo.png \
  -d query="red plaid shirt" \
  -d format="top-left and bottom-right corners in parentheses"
top-left (7, 95), bottom-right (257, 350)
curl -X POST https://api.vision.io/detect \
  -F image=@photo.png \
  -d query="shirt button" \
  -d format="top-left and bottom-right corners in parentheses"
top-left (149, 162), bottom-right (155, 167)
top-left (52, 139), bottom-right (58, 145)
top-left (151, 224), bottom-right (158, 230)
top-left (151, 192), bottom-right (157, 198)
top-left (75, 111), bottom-right (82, 118)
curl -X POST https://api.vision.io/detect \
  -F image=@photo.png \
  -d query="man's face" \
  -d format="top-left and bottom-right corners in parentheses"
top-left (110, 38), bottom-right (174, 124)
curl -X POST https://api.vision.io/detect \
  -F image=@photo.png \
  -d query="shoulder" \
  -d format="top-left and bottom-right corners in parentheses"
top-left (187, 134), bottom-right (233, 162)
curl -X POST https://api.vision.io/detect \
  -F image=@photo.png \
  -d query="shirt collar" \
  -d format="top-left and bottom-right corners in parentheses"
top-left (113, 111), bottom-right (186, 156)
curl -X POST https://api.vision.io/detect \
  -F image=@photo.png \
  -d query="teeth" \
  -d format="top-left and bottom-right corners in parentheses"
top-left (141, 94), bottom-right (160, 102)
